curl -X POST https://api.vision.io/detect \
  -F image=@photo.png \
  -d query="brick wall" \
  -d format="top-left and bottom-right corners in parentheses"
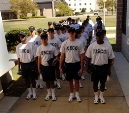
top-left (116, 0), bottom-right (123, 51)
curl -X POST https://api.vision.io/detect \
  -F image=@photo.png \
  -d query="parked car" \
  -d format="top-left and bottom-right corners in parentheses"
top-left (94, 10), bottom-right (98, 15)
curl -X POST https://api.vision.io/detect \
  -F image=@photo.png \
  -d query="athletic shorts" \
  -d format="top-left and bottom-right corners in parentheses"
top-left (55, 60), bottom-right (59, 70)
top-left (65, 62), bottom-right (81, 81)
top-left (91, 64), bottom-right (108, 83)
top-left (21, 61), bottom-right (38, 81)
top-left (41, 65), bottom-right (56, 82)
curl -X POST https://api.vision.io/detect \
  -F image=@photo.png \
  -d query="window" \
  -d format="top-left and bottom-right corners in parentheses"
top-left (122, 0), bottom-right (127, 35)
top-left (74, 8), bottom-right (76, 10)
top-left (79, 3), bottom-right (81, 5)
top-left (69, 4), bottom-right (71, 6)
top-left (90, 3), bottom-right (92, 5)
top-left (74, 4), bottom-right (76, 6)
top-left (80, 8), bottom-right (81, 10)
top-left (84, 3), bottom-right (86, 5)
top-left (74, 0), bottom-right (76, 1)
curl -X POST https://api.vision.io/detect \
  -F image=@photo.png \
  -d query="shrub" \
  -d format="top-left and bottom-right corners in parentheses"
top-left (74, 12), bottom-right (80, 15)
top-left (5, 28), bottom-right (29, 52)
top-left (21, 16), bottom-right (46, 19)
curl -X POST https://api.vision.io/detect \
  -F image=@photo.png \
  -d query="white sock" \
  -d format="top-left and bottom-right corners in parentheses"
top-left (99, 91), bottom-right (104, 99)
top-left (39, 79), bottom-right (43, 86)
top-left (47, 89), bottom-right (51, 96)
top-left (51, 88), bottom-right (55, 97)
top-left (98, 81), bottom-right (100, 87)
top-left (32, 88), bottom-right (36, 96)
top-left (28, 88), bottom-right (32, 95)
top-left (75, 92), bottom-right (79, 97)
top-left (57, 79), bottom-right (60, 86)
top-left (62, 74), bottom-right (65, 77)
top-left (70, 92), bottom-right (74, 97)
top-left (94, 92), bottom-right (98, 100)
top-left (36, 80), bottom-right (39, 86)
top-left (54, 81), bottom-right (57, 85)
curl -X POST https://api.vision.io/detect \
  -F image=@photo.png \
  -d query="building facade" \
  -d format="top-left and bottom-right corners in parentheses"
top-left (64, 0), bottom-right (98, 12)
top-left (116, 0), bottom-right (129, 61)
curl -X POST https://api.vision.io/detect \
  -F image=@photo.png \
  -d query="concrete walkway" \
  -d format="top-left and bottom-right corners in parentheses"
top-left (0, 52), bottom-right (128, 113)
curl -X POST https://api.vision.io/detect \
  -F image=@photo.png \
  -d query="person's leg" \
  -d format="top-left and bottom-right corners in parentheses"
top-left (56, 61), bottom-right (61, 89)
top-left (93, 81), bottom-right (99, 104)
top-left (45, 81), bottom-right (52, 101)
top-left (99, 81), bottom-right (106, 104)
top-left (74, 79), bottom-right (81, 102)
top-left (50, 81), bottom-right (56, 101)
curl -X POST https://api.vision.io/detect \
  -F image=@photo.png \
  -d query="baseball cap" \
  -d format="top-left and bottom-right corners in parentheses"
top-left (40, 33), bottom-right (48, 39)
top-left (55, 24), bottom-right (60, 30)
top-left (68, 27), bottom-right (75, 33)
top-left (19, 32), bottom-right (26, 37)
top-left (60, 26), bottom-right (65, 31)
top-left (48, 22), bottom-right (52, 25)
top-left (43, 29), bottom-right (48, 33)
top-left (29, 26), bottom-right (35, 31)
top-left (37, 28), bottom-right (43, 33)
top-left (48, 28), bottom-right (54, 32)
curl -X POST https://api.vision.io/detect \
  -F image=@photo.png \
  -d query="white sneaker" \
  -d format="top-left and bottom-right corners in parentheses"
top-left (33, 93), bottom-right (37, 100)
top-left (26, 93), bottom-right (32, 100)
top-left (62, 75), bottom-right (66, 81)
top-left (45, 94), bottom-right (52, 101)
top-left (52, 96), bottom-right (57, 101)
top-left (79, 83), bottom-right (83, 88)
top-left (68, 93), bottom-right (74, 102)
top-left (105, 86), bottom-right (107, 90)
top-left (81, 76), bottom-right (85, 80)
top-left (76, 95), bottom-right (81, 102)
top-left (99, 97), bottom-right (106, 104)
top-left (94, 98), bottom-right (99, 104)
top-left (40, 85), bottom-right (44, 89)
top-left (57, 83), bottom-right (61, 89)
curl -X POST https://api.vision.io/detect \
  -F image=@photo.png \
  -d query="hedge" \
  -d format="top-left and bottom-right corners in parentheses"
top-left (21, 16), bottom-right (46, 19)
top-left (5, 28), bottom-right (29, 52)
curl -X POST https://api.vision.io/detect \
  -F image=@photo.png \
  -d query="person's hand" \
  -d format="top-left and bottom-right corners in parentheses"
top-left (86, 69), bottom-right (92, 74)
top-left (38, 69), bottom-right (41, 75)
top-left (78, 68), bottom-right (83, 76)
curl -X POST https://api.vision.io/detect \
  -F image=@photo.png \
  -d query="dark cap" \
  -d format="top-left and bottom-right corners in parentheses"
top-left (55, 24), bottom-right (60, 30)
top-left (37, 28), bottom-right (43, 33)
top-left (19, 32), bottom-right (26, 36)
top-left (67, 17), bottom-right (72, 21)
top-left (68, 27), bottom-right (75, 33)
top-left (76, 29), bottom-right (82, 34)
top-left (40, 33), bottom-right (48, 39)
top-left (48, 22), bottom-right (52, 25)
top-left (48, 28), bottom-right (54, 32)
top-left (43, 29), bottom-right (48, 33)
top-left (29, 26), bottom-right (35, 31)
top-left (60, 26), bottom-right (65, 31)
top-left (96, 30), bottom-right (104, 37)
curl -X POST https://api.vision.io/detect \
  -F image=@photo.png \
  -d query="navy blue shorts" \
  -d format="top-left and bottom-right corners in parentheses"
top-left (41, 65), bottom-right (56, 82)
top-left (65, 62), bottom-right (81, 81)
top-left (21, 61), bottom-right (38, 81)
top-left (91, 64), bottom-right (108, 83)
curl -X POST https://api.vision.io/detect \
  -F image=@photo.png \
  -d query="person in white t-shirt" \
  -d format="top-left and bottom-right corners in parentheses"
top-left (37, 28), bottom-right (43, 36)
top-left (48, 28), bottom-right (62, 89)
top-left (60, 26), bottom-right (68, 41)
top-left (16, 32), bottom-right (37, 100)
top-left (27, 26), bottom-right (43, 89)
top-left (36, 33), bottom-right (58, 101)
top-left (60, 27), bottom-right (84, 102)
top-left (85, 30), bottom-right (115, 104)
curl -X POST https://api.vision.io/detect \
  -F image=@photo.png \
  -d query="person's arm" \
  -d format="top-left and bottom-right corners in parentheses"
top-left (18, 58), bottom-right (21, 71)
top-left (79, 53), bottom-right (84, 76)
top-left (38, 56), bottom-right (41, 74)
top-left (59, 52), bottom-right (65, 73)
top-left (107, 59), bottom-right (112, 76)
top-left (86, 56), bottom-right (92, 74)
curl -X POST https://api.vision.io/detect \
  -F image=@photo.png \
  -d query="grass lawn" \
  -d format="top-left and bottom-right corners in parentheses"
top-left (106, 30), bottom-right (116, 34)
top-left (3, 15), bottom-right (116, 32)
top-left (108, 38), bottom-right (116, 51)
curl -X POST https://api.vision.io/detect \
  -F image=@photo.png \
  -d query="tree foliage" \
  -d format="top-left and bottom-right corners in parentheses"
top-left (57, 1), bottom-right (73, 15)
top-left (81, 8), bottom-right (86, 13)
top-left (97, 0), bottom-right (116, 9)
top-left (9, 0), bottom-right (38, 19)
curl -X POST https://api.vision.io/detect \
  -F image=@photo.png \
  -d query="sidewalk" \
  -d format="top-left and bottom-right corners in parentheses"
top-left (0, 52), bottom-right (129, 113)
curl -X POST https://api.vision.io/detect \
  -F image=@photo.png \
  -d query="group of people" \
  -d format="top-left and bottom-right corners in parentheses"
top-left (16, 15), bottom-right (115, 104)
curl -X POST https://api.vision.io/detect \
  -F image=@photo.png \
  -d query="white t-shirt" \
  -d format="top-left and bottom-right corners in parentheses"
top-left (48, 37), bottom-right (61, 53)
top-left (86, 41), bottom-right (115, 65)
top-left (16, 42), bottom-right (36, 63)
top-left (54, 33), bottom-right (66, 43)
top-left (81, 32), bottom-right (89, 40)
top-left (27, 35), bottom-right (42, 50)
top-left (60, 39), bottom-right (85, 63)
top-left (36, 44), bottom-right (58, 66)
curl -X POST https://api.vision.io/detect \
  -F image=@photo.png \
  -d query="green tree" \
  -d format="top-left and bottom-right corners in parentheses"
top-left (97, 0), bottom-right (117, 15)
top-left (81, 8), bottom-right (86, 13)
top-left (9, 0), bottom-right (38, 19)
top-left (57, 1), bottom-right (73, 16)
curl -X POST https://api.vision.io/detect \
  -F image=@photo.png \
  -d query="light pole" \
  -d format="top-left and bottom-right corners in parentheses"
top-left (103, 0), bottom-right (107, 25)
